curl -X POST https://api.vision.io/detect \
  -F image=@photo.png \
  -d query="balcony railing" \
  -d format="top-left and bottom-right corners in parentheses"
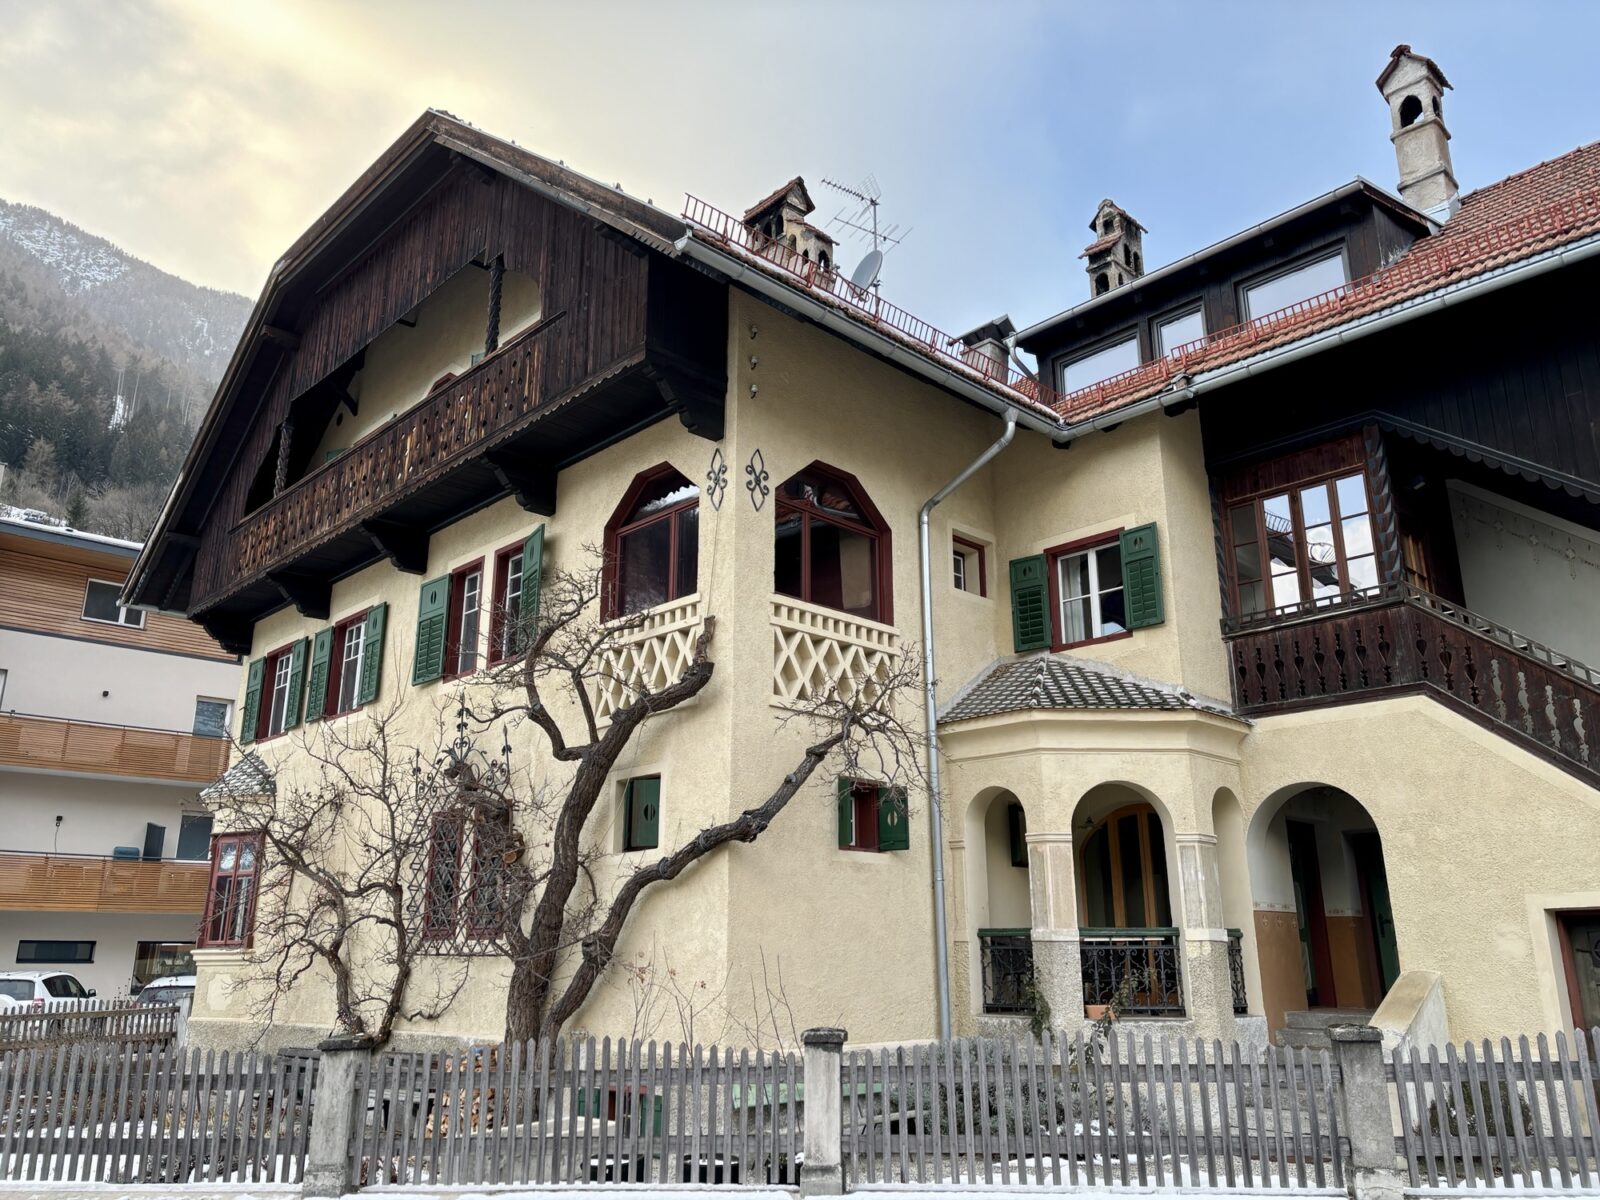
top-left (1228, 928), bottom-right (1248, 1015)
top-left (770, 595), bottom-right (900, 705)
top-left (0, 851), bottom-right (210, 914)
top-left (977, 928), bottom-right (1033, 1015)
top-left (1079, 927), bottom-right (1185, 1017)
top-left (1225, 583), bottom-right (1600, 783)
top-left (0, 712), bottom-right (230, 785)
top-left (592, 594), bottom-right (707, 720)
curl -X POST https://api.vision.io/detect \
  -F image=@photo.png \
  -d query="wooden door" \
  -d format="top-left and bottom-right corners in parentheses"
top-left (1558, 913), bottom-right (1600, 1029)
top-left (1351, 830), bottom-right (1400, 994)
top-left (1287, 820), bottom-right (1337, 1008)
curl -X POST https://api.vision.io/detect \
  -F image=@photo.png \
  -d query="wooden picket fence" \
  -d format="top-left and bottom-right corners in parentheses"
top-left (0, 999), bottom-right (182, 1050)
top-left (0, 1041), bottom-right (317, 1183)
top-left (1392, 1028), bottom-right (1600, 1190)
top-left (351, 1037), bottom-right (804, 1186)
top-left (843, 1031), bottom-right (1346, 1190)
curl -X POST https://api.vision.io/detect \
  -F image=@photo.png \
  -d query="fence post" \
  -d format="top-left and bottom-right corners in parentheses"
top-left (800, 1027), bottom-right (845, 1197)
top-left (303, 1032), bottom-right (374, 1197)
top-left (1330, 1024), bottom-right (1404, 1200)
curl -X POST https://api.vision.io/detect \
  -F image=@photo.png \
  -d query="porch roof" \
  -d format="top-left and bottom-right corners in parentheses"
top-left (198, 750), bottom-right (276, 801)
top-left (938, 653), bottom-right (1241, 725)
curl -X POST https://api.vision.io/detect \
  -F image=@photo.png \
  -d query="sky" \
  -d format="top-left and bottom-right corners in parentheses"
top-left (3, 0), bottom-right (1599, 339)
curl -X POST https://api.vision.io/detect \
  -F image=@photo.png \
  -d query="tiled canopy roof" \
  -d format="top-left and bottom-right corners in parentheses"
top-left (1079, 232), bottom-right (1122, 258)
top-left (199, 751), bottom-right (276, 801)
top-left (939, 654), bottom-right (1239, 724)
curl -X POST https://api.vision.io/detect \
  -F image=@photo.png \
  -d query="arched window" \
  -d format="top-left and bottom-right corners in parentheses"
top-left (1399, 94), bottom-right (1423, 126)
top-left (605, 464), bottom-right (699, 617)
top-left (1095, 272), bottom-right (1111, 295)
top-left (774, 462), bottom-right (891, 623)
top-left (1077, 803), bottom-right (1172, 929)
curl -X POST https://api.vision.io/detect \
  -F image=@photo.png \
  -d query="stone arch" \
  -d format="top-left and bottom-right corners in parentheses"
top-left (1213, 786), bottom-right (1255, 1014)
top-left (1071, 781), bottom-right (1177, 931)
top-left (964, 786), bottom-right (1032, 1017)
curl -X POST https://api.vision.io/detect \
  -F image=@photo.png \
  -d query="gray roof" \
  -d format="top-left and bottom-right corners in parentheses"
top-left (939, 654), bottom-right (1241, 724)
top-left (198, 751), bottom-right (276, 802)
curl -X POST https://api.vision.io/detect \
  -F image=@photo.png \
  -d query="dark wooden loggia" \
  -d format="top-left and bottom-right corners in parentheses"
top-left (1225, 583), bottom-right (1600, 785)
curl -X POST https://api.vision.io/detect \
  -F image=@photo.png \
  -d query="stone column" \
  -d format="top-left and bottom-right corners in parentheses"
top-left (1174, 832), bottom-right (1238, 1040)
top-left (799, 1027), bottom-right (845, 1196)
top-left (1330, 1024), bottom-right (1405, 1200)
top-left (302, 1033), bottom-right (375, 1197)
top-left (1026, 832), bottom-right (1083, 1027)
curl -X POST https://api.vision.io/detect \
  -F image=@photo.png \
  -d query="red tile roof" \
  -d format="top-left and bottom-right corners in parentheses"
top-left (1079, 232), bottom-right (1121, 258)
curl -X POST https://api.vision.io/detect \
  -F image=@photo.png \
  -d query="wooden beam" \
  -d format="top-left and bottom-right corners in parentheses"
top-left (198, 613), bottom-right (253, 657)
top-left (258, 324), bottom-right (301, 351)
top-left (361, 519), bottom-right (430, 575)
top-left (647, 363), bottom-right (724, 443)
top-left (483, 447), bottom-right (558, 516)
top-left (267, 570), bottom-right (332, 620)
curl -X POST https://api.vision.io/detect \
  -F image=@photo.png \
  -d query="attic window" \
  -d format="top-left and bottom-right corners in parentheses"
top-left (1399, 95), bottom-right (1423, 126)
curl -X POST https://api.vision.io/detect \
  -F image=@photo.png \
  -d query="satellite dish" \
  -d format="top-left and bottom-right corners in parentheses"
top-left (849, 249), bottom-right (883, 291)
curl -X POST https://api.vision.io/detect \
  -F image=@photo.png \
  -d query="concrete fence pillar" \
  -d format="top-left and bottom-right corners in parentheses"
top-left (303, 1033), bottom-right (376, 1197)
top-left (1330, 1024), bottom-right (1404, 1200)
top-left (799, 1027), bottom-right (845, 1196)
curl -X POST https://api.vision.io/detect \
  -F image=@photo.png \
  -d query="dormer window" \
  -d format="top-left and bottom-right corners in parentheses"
top-left (1242, 252), bottom-right (1347, 321)
top-left (1060, 333), bottom-right (1139, 394)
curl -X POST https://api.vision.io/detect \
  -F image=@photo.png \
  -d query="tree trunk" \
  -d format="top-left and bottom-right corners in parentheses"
top-left (505, 955), bottom-right (544, 1044)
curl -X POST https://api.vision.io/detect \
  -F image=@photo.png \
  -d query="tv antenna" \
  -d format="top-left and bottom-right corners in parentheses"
top-left (822, 175), bottom-right (911, 295)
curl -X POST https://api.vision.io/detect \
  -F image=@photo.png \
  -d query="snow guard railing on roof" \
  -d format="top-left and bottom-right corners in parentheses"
top-left (685, 185), bottom-right (1600, 423)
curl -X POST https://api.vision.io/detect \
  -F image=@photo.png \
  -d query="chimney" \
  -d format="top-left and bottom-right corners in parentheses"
top-left (1377, 44), bottom-right (1459, 222)
top-left (954, 315), bottom-right (1016, 381)
top-left (1081, 200), bottom-right (1146, 298)
top-left (742, 177), bottom-right (838, 272)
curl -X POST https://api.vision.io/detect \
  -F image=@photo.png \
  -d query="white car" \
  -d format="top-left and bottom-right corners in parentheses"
top-left (0, 970), bottom-right (96, 1008)
top-left (135, 974), bottom-right (196, 1008)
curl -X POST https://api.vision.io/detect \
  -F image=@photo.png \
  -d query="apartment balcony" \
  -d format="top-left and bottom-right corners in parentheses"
top-left (770, 595), bottom-right (901, 705)
top-left (1225, 583), bottom-right (1600, 784)
top-left (0, 712), bottom-right (230, 786)
top-left (0, 851), bottom-right (209, 914)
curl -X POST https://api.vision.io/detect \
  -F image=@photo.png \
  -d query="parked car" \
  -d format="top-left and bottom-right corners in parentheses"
top-left (0, 970), bottom-right (96, 1007)
top-left (135, 974), bottom-right (196, 1008)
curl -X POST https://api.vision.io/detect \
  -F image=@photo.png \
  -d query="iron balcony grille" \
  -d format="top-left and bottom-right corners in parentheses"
top-left (977, 928), bottom-right (1033, 1016)
top-left (1228, 927), bottom-right (1248, 1015)
top-left (1079, 927), bottom-right (1184, 1017)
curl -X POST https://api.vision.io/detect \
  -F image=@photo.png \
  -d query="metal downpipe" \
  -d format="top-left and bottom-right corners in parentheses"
top-left (918, 409), bottom-right (1017, 1043)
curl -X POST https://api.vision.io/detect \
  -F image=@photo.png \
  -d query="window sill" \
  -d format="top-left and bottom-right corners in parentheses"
top-left (1051, 630), bottom-right (1133, 653)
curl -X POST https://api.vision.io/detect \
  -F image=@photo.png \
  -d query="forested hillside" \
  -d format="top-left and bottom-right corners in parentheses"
top-left (0, 199), bottom-right (251, 540)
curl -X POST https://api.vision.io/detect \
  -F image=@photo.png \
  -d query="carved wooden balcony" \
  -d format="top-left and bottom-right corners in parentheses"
top-left (1225, 584), bottom-right (1600, 784)
top-left (0, 712), bottom-right (230, 786)
top-left (0, 852), bottom-right (210, 914)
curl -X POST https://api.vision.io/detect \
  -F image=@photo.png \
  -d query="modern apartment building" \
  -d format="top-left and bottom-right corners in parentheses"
top-left (0, 515), bottom-right (240, 997)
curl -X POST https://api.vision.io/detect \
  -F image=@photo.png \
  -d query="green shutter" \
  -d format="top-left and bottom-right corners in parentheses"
top-left (277, 638), bottom-right (309, 731)
top-left (625, 776), bottom-right (661, 851)
top-left (877, 786), bottom-right (910, 852)
top-left (836, 778), bottom-right (855, 848)
top-left (1009, 555), bottom-right (1050, 651)
top-left (520, 524), bottom-right (545, 648)
top-left (1120, 523), bottom-right (1164, 629)
top-left (304, 628), bottom-right (334, 722)
top-left (412, 576), bottom-right (449, 685)
top-left (239, 658), bottom-right (265, 745)
top-left (1008, 802), bottom-right (1028, 868)
top-left (357, 603), bottom-right (387, 705)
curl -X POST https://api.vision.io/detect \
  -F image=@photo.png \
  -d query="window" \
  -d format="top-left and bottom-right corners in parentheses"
top-left (1077, 804), bottom-right (1172, 929)
top-left (1228, 471), bottom-right (1377, 618)
top-left (242, 641), bottom-right (307, 741)
top-left (467, 809), bottom-right (511, 936)
top-left (774, 463), bottom-right (892, 623)
top-left (321, 614), bottom-right (368, 716)
top-left (1242, 252), bottom-right (1347, 320)
top-left (489, 526), bottom-right (543, 665)
top-left (606, 465), bottom-right (699, 617)
top-left (44, 974), bottom-right (88, 998)
top-left (1007, 803), bottom-right (1028, 868)
top-left (133, 941), bottom-right (195, 988)
top-left (1049, 537), bottom-right (1127, 646)
top-left (445, 562), bottom-right (485, 678)
top-left (952, 536), bottom-right (987, 596)
top-left (81, 579), bottom-right (145, 628)
top-left (1059, 334), bottom-right (1139, 394)
top-left (176, 813), bottom-right (213, 860)
top-left (836, 779), bottom-right (909, 853)
top-left (264, 647), bottom-right (299, 736)
top-left (16, 940), bottom-right (94, 964)
top-left (193, 698), bottom-right (231, 738)
top-left (422, 812), bottom-right (465, 940)
top-left (200, 833), bottom-right (262, 948)
top-left (1156, 308), bottom-right (1204, 356)
top-left (621, 776), bottom-right (662, 852)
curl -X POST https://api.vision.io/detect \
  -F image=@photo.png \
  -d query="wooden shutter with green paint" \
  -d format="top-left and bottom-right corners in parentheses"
top-left (1009, 555), bottom-right (1050, 651)
top-left (625, 776), bottom-right (661, 851)
top-left (836, 778), bottom-right (855, 848)
top-left (520, 524), bottom-right (544, 647)
top-left (239, 658), bottom-right (265, 745)
top-left (281, 638), bottom-right (309, 731)
top-left (877, 786), bottom-right (910, 852)
top-left (304, 628), bottom-right (334, 723)
top-left (1008, 802), bottom-right (1028, 867)
top-left (357, 603), bottom-right (387, 705)
top-left (1119, 523), bottom-right (1164, 629)
top-left (412, 576), bottom-right (449, 684)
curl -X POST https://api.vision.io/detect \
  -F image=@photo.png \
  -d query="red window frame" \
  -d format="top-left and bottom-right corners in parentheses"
top-left (256, 640), bottom-right (299, 742)
top-left (322, 608), bottom-right (371, 719)
top-left (444, 559), bottom-right (486, 680)
top-left (422, 812), bottom-right (465, 941)
top-left (952, 535), bottom-right (988, 597)
top-left (1043, 528), bottom-right (1131, 652)
top-left (774, 461), bottom-right (894, 625)
top-left (198, 832), bottom-right (264, 949)
top-left (603, 463), bottom-right (700, 619)
top-left (488, 541), bottom-right (526, 666)
top-left (843, 782), bottom-right (882, 853)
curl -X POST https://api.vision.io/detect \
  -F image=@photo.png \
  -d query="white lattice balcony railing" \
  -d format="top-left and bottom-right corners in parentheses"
top-left (592, 594), bottom-right (707, 720)
top-left (770, 595), bottom-right (901, 705)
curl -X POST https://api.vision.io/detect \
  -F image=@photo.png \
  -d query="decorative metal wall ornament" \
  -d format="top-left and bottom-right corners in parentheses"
top-left (706, 448), bottom-right (728, 511)
top-left (745, 448), bottom-right (770, 511)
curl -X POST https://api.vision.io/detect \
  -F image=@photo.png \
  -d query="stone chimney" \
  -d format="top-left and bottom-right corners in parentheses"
top-left (1081, 200), bottom-right (1145, 298)
top-left (1377, 44), bottom-right (1459, 222)
top-left (954, 315), bottom-right (1016, 381)
top-left (743, 177), bottom-right (838, 271)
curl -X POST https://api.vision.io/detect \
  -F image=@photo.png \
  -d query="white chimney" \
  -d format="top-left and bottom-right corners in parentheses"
top-left (1377, 44), bottom-right (1459, 223)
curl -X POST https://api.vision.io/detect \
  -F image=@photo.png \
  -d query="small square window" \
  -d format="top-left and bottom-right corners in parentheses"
top-left (81, 580), bottom-right (145, 628)
top-left (837, 779), bottom-right (909, 853)
top-left (193, 698), bottom-right (231, 738)
top-left (952, 537), bottom-right (987, 597)
top-left (622, 776), bottom-right (661, 852)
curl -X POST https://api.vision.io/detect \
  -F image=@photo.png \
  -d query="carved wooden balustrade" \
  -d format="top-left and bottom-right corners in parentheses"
top-left (1226, 584), bottom-right (1599, 783)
